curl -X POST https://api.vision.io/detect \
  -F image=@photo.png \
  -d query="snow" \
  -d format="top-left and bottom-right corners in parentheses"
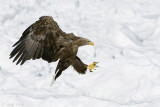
top-left (1, 0), bottom-right (160, 107)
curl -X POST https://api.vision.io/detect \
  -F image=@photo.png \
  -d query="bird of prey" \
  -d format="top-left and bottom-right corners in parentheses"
top-left (9, 16), bottom-right (98, 85)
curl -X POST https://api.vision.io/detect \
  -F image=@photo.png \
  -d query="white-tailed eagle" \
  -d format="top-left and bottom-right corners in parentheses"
top-left (10, 16), bottom-right (98, 85)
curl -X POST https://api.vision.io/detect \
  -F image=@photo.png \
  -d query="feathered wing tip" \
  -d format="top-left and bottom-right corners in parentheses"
top-left (50, 70), bottom-right (59, 86)
top-left (50, 59), bottom-right (71, 86)
top-left (9, 16), bottom-right (64, 65)
top-left (9, 36), bottom-right (44, 65)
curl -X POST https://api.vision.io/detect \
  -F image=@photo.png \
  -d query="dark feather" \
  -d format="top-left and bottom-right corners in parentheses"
top-left (71, 56), bottom-right (87, 74)
top-left (10, 16), bottom-right (68, 65)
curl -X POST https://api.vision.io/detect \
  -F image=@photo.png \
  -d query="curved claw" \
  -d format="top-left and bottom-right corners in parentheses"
top-left (87, 62), bottom-right (99, 72)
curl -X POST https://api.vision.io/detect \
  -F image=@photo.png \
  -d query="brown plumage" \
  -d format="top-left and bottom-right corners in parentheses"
top-left (10, 16), bottom-right (97, 82)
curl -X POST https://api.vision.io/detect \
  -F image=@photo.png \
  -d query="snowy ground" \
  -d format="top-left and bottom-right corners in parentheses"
top-left (1, 0), bottom-right (160, 107)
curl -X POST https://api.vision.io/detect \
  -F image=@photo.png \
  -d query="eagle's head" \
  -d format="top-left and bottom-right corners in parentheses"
top-left (77, 37), bottom-right (94, 47)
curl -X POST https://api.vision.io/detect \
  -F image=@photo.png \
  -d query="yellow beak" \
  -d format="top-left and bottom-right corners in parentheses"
top-left (89, 41), bottom-right (94, 46)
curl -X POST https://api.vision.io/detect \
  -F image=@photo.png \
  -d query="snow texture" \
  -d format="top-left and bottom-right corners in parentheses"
top-left (1, 0), bottom-right (160, 107)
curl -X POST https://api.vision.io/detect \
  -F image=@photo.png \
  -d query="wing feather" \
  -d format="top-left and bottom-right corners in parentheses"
top-left (10, 16), bottom-right (65, 65)
top-left (16, 39), bottom-right (34, 64)
top-left (12, 40), bottom-right (32, 63)
top-left (33, 42), bottom-right (41, 60)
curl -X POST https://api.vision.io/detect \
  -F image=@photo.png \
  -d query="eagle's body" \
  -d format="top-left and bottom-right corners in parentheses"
top-left (10, 16), bottom-right (97, 83)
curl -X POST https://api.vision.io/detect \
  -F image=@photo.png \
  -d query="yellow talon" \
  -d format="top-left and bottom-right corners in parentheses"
top-left (87, 62), bottom-right (99, 72)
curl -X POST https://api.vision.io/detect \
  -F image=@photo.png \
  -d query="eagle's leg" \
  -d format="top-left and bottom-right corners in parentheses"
top-left (87, 62), bottom-right (99, 72)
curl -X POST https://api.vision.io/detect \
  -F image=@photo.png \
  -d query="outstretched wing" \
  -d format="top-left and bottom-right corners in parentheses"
top-left (71, 56), bottom-right (87, 74)
top-left (10, 16), bottom-right (65, 65)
